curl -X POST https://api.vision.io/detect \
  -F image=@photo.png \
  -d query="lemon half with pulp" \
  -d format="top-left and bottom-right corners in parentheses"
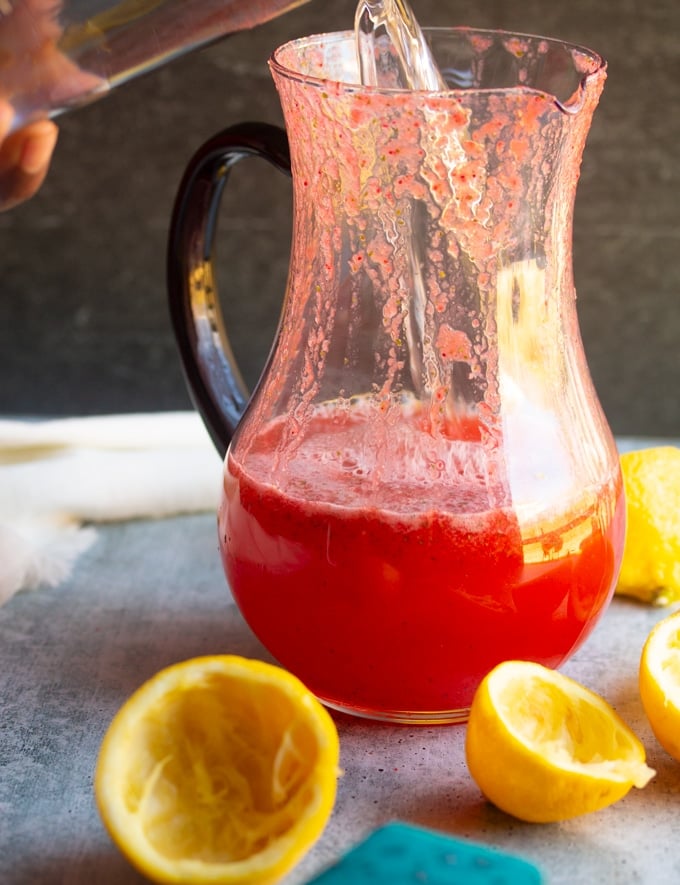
top-left (95, 655), bottom-right (340, 885)
top-left (465, 660), bottom-right (654, 823)
top-left (640, 610), bottom-right (680, 761)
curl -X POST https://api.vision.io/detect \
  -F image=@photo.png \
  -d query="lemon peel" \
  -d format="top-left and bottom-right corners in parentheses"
top-left (95, 655), bottom-right (340, 885)
top-left (640, 610), bottom-right (680, 761)
top-left (465, 660), bottom-right (654, 823)
top-left (616, 446), bottom-right (680, 605)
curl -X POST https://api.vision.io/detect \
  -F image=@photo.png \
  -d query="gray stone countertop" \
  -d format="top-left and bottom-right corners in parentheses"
top-left (2, 456), bottom-right (679, 884)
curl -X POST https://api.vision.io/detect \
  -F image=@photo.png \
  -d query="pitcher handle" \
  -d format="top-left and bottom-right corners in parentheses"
top-left (166, 122), bottom-right (291, 458)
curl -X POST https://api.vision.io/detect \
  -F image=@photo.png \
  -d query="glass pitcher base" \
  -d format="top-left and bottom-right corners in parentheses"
top-left (321, 698), bottom-right (471, 726)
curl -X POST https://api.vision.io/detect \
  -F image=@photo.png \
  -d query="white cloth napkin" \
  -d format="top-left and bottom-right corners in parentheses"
top-left (0, 412), bottom-right (223, 606)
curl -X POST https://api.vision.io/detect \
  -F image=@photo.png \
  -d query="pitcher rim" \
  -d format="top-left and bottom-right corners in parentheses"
top-left (269, 26), bottom-right (606, 111)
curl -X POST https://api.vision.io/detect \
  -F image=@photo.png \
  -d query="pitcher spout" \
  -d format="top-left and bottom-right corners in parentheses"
top-left (553, 45), bottom-right (607, 115)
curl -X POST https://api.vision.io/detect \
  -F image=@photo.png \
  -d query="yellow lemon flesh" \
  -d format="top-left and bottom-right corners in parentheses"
top-left (95, 655), bottom-right (340, 885)
top-left (465, 660), bottom-right (654, 823)
top-left (640, 610), bottom-right (680, 761)
top-left (616, 446), bottom-right (680, 605)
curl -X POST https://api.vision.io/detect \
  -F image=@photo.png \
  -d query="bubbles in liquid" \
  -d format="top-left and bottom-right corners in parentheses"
top-left (247, 394), bottom-right (502, 513)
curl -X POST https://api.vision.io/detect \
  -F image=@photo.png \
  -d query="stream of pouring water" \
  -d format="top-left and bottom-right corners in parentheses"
top-left (354, 0), bottom-right (448, 398)
top-left (354, 0), bottom-right (447, 91)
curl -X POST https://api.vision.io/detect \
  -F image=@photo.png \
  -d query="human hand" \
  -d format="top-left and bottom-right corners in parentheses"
top-left (0, 0), bottom-right (103, 210)
top-left (0, 103), bottom-right (58, 210)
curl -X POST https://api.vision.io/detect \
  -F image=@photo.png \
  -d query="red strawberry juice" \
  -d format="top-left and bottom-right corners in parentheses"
top-left (219, 397), bottom-right (624, 722)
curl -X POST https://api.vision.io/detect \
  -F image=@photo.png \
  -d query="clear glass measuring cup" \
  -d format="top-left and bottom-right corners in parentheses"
top-left (0, 0), bottom-right (310, 131)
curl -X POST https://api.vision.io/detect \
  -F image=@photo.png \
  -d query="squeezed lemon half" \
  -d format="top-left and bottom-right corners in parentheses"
top-left (640, 610), bottom-right (680, 762)
top-left (465, 660), bottom-right (655, 823)
top-left (95, 655), bottom-right (340, 885)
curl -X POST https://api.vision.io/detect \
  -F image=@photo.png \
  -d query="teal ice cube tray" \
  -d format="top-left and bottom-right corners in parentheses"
top-left (304, 822), bottom-right (544, 884)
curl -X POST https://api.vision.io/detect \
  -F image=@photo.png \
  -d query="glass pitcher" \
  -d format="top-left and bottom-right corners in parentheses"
top-left (167, 27), bottom-right (624, 724)
top-left (0, 0), bottom-right (310, 132)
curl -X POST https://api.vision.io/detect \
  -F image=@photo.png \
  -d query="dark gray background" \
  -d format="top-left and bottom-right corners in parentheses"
top-left (1, 0), bottom-right (677, 436)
